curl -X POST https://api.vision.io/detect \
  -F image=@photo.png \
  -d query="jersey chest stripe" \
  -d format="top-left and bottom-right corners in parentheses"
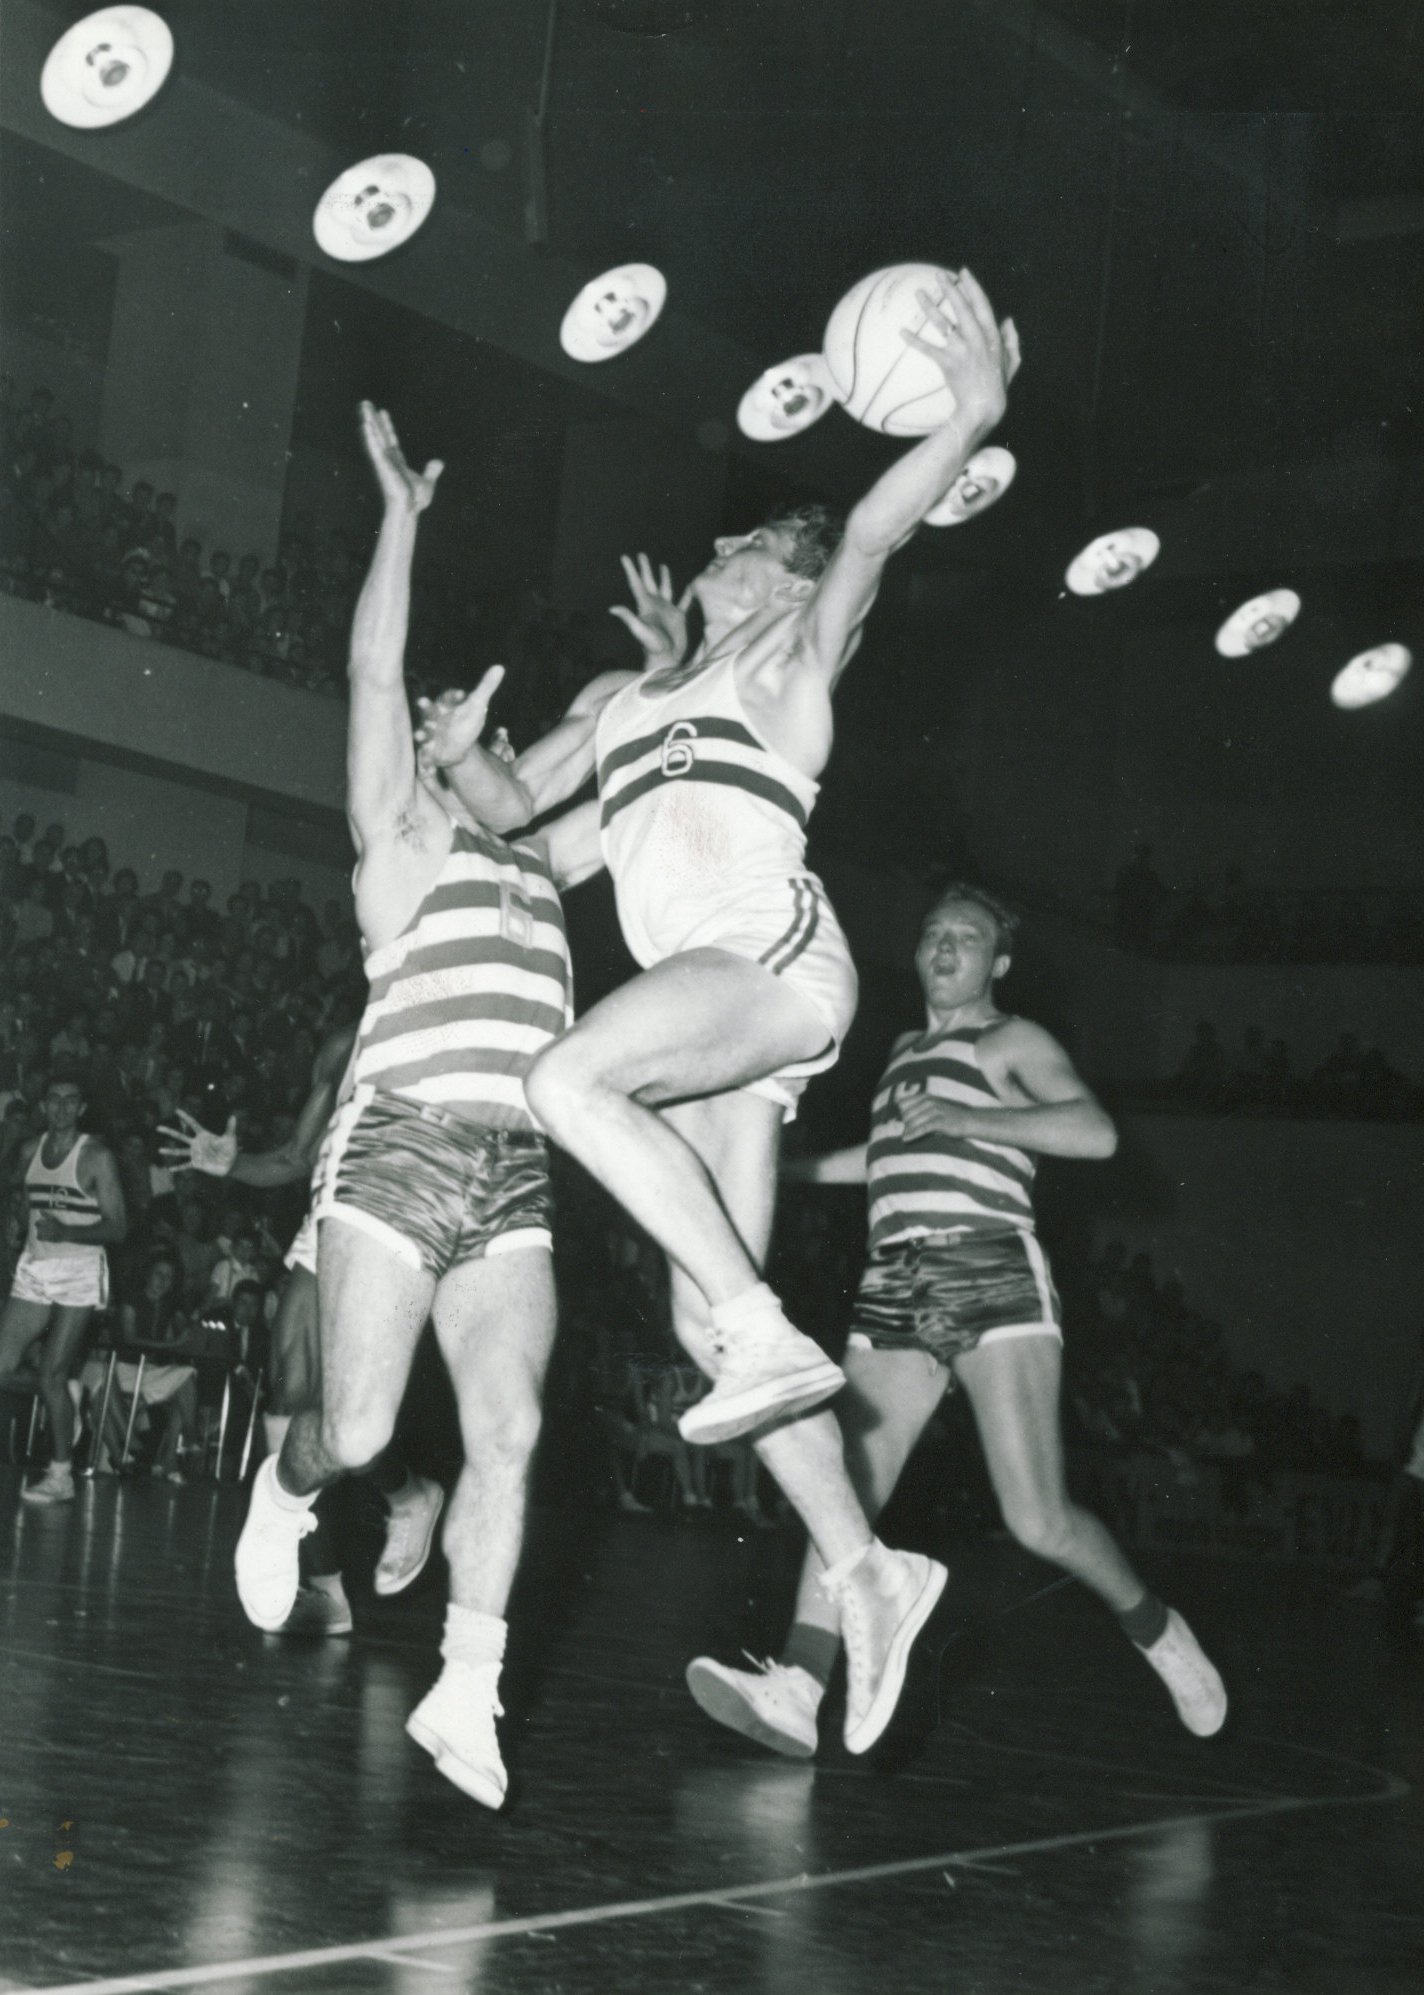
top-left (367, 938), bottom-right (569, 999)
top-left (360, 995), bottom-right (568, 1050)
top-left (870, 1165), bottom-right (1033, 1208)
top-left (368, 1047), bottom-right (549, 1090)
top-left (600, 762), bottom-right (809, 832)
top-left (598, 716), bottom-right (762, 784)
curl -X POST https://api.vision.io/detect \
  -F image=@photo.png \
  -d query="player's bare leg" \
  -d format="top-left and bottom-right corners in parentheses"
top-left (525, 951), bottom-right (846, 1440)
top-left (956, 1335), bottom-right (1226, 1735)
top-left (662, 1094), bottom-right (946, 1754)
top-left (235, 1219), bottom-right (433, 1633)
top-left (406, 1248), bottom-right (556, 1810)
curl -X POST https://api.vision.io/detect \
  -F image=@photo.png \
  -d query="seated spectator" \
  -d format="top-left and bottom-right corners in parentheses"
top-left (206, 1224), bottom-right (261, 1306)
top-left (81, 1250), bottom-right (198, 1480)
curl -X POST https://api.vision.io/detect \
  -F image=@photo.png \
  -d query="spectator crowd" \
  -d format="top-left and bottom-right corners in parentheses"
top-left (1062, 1240), bottom-right (1375, 1480)
top-left (1150, 1020), bottom-right (1421, 1119)
top-left (0, 798), bottom-right (1388, 1501)
top-left (0, 375), bottom-right (611, 730)
top-left (1111, 841), bottom-right (1424, 966)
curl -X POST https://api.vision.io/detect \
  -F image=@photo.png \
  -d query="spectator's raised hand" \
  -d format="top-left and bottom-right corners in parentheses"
top-left (610, 553), bottom-right (692, 672)
top-left (413, 664), bottom-right (507, 773)
top-left (358, 401), bottom-right (443, 516)
top-left (157, 1107), bottom-right (238, 1177)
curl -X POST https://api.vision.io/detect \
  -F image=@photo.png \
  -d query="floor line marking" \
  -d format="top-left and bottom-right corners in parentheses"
top-left (32, 1772), bottom-right (1409, 1995)
top-left (361, 1949), bottom-right (461, 1975)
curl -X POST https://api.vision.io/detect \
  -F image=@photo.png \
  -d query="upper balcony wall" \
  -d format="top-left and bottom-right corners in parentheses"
top-left (0, 593), bottom-right (345, 815)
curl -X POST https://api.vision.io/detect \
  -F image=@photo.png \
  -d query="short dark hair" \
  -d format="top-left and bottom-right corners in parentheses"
top-left (762, 503), bottom-right (845, 582)
top-left (925, 881), bottom-right (1021, 957)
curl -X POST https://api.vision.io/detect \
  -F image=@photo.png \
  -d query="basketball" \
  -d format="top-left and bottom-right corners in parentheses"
top-left (823, 262), bottom-right (961, 435)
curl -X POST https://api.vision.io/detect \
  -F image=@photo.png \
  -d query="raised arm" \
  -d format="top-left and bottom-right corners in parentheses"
top-left (800, 269), bottom-right (1020, 686)
top-left (897, 1019), bottom-right (1117, 1160)
top-left (345, 402), bottom-right (444, 852)
top-left (422, 668), bottom-right (635, 828)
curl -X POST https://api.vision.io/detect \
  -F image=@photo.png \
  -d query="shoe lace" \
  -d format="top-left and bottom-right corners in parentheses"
top-left (739, 1650), bottom-right (794, 1681)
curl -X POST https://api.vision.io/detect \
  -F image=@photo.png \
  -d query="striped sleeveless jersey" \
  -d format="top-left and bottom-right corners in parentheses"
top-left (594, 641), bottom-right (820, 964)
top-left (867, 1024), bottom-right (1037, 1253)
top-left (351, 820), bottom-right (571, 1131)
top-left (25, 1133), bottom-right (105, 1265)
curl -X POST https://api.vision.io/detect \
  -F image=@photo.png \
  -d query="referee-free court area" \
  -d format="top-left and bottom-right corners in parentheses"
top-left (2, 1476), bottom-right (1419, 1994)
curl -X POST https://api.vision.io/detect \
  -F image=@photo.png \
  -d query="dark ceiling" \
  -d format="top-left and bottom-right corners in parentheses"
top-left (10, 0), bottom-right (1423, 569)
top-left (3, 0), bottom-right (1421, 888)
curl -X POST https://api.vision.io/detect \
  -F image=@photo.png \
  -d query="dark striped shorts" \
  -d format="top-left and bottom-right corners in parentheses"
top-left (315, 1088), bottom-right (553, 1280)
top-left (848, 1228), bottom-right (1062, 1378)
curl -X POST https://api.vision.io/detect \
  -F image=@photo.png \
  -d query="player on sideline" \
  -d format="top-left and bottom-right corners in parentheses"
top-left (685, 885), bottom-right (1227, 1755)
top-left (230, 402), bottom-right (601, 1808)
top-left (422, 269), bottom-right (1020, 1754)
top-left (0, 1076), bottom-right (127, 1503)
top-left (160, 1023), bottom-right (445, 1634)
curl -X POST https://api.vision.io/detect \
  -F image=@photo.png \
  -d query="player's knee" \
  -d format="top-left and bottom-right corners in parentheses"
top-left (466, 1389), bottom-right (542, 1465)
top-left (1000, 1495), bottom-right (1073, 1565)
top-left (524, 1037), bottom-right (602, 1132)
top-left (320, 1403), bottom-right (393, 1473)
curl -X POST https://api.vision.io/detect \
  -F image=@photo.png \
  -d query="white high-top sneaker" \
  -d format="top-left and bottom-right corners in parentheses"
top-left (820, 1542), bottom-right (947, 1755)
top-left (375, 1476), bottom-right (445, 1596)
top-left (685, 1655), bottom-right (823, 1759)
top-left (234, 1456), bottom-right (317, 1631)
top-left (678, 1311), bottom-right (844, 1446)
top-left (1139, 1609), bottom-right (1228, 1736)
top-left (407, 1661), bottom-right (507, 1809)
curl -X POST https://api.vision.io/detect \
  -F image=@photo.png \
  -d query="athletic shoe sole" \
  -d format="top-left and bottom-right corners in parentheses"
top-left (845, 1556), bottom-right (948, 1755)
top-left (677, 1358), bottom-right (846, 1446)
top-left (405, 1712), bottom-right (506, 1810)
top-left (685, 1659), bottom-right (817, 1759)
top-left (374, 1482), bottom-right (446, 1597)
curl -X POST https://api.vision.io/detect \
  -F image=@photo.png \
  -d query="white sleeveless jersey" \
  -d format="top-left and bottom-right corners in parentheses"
top-left (350, 817), bottom-right (572, 1131)
top-left (595, 644), bottom-right (820, 964)
top-left (25, 1134), bottom-right (105, 1268)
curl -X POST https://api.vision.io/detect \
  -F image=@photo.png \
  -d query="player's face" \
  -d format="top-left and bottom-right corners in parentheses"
top-left (43, 1083), bottom-right (83, 1135)
top-left (694, 526), bottom-right (800, 612)
top-left (915, 901), bottom-right (1006, 1010)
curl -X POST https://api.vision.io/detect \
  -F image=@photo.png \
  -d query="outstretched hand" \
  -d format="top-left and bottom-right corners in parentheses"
top-left (414, 663), bottom-right (508, 773)
top-left (901, 270), bottom-right (1020, 432)
top-left (157, 1108), bottom-right (239, 1178)
top-left (610, 553), bottom-right (693, 672)
top-left (359, 400), bottom-right (444, 515)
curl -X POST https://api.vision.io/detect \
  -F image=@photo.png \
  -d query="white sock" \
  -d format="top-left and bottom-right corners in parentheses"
top-left (441, 1604), bottom-right (507, 1669)
top-left (709, 1283), bottom-right (783, 1335)
top-left (263, 1412), bottom-right (292, 1456)
top-left (268, 1462), bottom-right (316, 1512)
